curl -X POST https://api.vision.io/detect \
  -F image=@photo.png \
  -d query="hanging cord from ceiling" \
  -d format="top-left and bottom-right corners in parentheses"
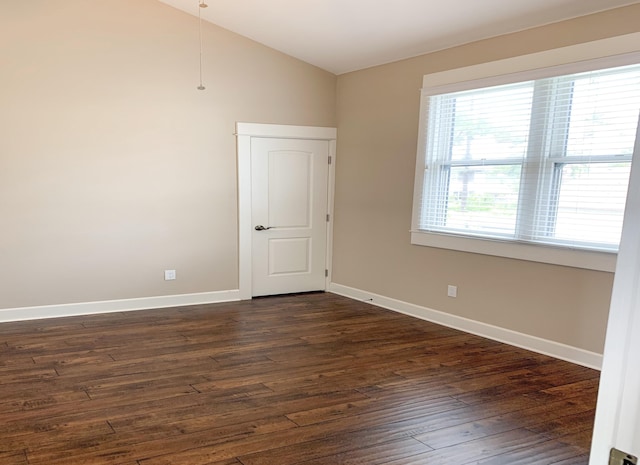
top-left (197, 1), bottom-right (208, 90)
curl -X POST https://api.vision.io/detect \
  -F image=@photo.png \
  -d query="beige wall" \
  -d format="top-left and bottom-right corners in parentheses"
top-left (333, 4), bottom-right (640, 354)
top-left (0, 0), bottom-right (335, 309)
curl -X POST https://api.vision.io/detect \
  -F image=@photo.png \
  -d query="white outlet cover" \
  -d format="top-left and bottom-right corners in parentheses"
top-left (447, 285), bottom-right (457, 298)
top-left (164, 270), bottom-right (176, 280)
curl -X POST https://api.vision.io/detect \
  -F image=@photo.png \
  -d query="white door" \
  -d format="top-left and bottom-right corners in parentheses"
top-left (250, 137), bottom-right (330, 296)
top-left (589, 118), bottom-right (640, 464)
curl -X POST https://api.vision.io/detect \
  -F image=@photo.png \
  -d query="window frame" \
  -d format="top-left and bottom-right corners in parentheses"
top-left (411, 40), bottom-right (640, 272)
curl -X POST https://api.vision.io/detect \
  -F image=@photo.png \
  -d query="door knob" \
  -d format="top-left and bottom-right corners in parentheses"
top-left (255, 225), bottom-right (272, 231)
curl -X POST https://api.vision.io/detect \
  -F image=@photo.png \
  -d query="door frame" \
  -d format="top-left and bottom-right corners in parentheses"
top-left (236, 122), bottom-right (337, 300)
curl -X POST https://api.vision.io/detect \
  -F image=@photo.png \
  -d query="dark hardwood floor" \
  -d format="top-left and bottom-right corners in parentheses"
top-left (0, 292), bottom-right (598, 464)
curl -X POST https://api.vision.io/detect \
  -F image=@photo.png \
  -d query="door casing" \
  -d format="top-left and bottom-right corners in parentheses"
top-left (236, 122), bottom-right (337, 299)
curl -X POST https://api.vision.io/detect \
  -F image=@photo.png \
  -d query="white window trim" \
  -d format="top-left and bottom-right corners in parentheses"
top-left (411, 33), bottom-right (640, 273)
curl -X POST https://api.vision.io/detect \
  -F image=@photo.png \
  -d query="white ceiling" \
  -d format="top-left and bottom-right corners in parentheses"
top-left (158, 0), bottom-right (637, 74)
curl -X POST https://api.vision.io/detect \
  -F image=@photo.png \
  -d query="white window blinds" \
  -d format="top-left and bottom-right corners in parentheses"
top-left (414, 63), bottom-right (640, 252)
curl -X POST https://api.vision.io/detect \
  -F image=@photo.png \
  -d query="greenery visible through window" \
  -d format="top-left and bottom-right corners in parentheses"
top-left (414, 63), bottom-right (640, 252)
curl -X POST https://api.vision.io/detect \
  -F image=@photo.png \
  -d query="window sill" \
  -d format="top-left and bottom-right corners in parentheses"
top-left (410, 230), bottom-right (617, 272)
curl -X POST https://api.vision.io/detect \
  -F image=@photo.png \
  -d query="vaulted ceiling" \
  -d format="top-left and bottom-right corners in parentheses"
top-left (158, 0), bottom-right (637, 74)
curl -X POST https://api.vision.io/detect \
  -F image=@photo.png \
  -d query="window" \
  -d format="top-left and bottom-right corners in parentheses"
top-left (412, 55), bottom-right (640, 270)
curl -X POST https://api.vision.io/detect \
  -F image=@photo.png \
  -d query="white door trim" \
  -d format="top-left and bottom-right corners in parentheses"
top-left (236, 122), bottom-right (337, 300)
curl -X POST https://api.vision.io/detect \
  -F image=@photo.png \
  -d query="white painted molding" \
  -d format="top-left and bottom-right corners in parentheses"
top-left (236, 128), bottom-right (253, 301)
top-left (236, 122), bottom-right (337, 140)
top-left (411, 231), bottom-right (617, 272)
top-left (0, 290), bottom-right (240, 323)
top-left (325, 138), bottom-right (337, 288)
top-left (328, 282), bottom-right (602, 370)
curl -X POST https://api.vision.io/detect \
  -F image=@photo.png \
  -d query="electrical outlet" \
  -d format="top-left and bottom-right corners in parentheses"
top-left (610, 448), bottom-right (638, 465)
top-left (447, 285), bottom-right (457, 298)
top-left (164, 269), bottom-right (176, 281)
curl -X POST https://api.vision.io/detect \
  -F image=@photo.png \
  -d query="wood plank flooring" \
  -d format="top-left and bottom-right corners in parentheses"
top-left (0, 292), bottom-right (599, 464)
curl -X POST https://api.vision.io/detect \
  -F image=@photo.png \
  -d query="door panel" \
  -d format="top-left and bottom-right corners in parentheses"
top-left (268, 150), bottom-right (311, 228)
top-left (251, 137), bottom-right (329, 296)
top-left (268, 238), bottom-right (311, 275)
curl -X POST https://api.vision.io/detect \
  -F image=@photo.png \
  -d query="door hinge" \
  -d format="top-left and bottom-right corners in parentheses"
top-left (325, 269), bottom-right (329, 277)
top-left (610, 448), bottom-right (638, 465)
top-left (328, 156), bottom-right (332, 165)
top-left (326, 213), bottom-right (330, 222)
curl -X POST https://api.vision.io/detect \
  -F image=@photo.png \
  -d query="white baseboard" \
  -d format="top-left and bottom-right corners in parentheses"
top-left (328, 282), bottom-right (603, 370)
top-left (0, 290), bottom-right (241, 323)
